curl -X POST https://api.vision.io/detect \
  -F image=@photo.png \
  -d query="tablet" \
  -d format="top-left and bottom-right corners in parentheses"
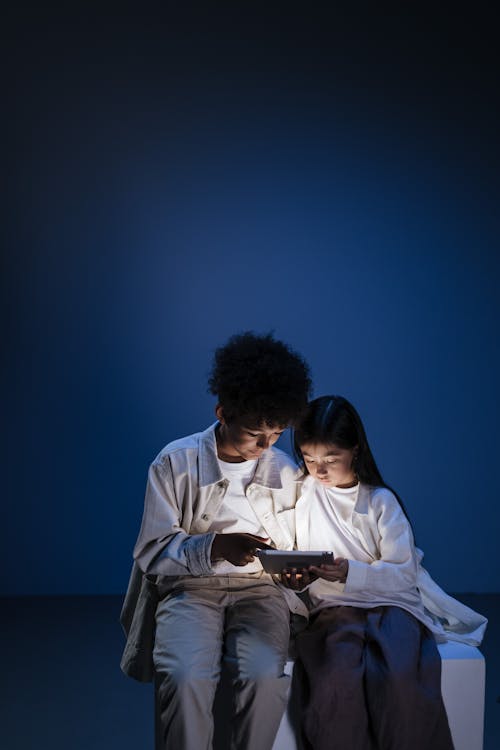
top-left (256, 549), bottom-right (334, 574)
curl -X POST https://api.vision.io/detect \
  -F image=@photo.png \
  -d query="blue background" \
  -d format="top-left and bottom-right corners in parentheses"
top-left (3, 4), bottom-right (499, 594)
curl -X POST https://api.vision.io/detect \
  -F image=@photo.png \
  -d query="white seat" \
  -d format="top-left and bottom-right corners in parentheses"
top-left (273, 642), bottom-right (485, 750)
top-left (438, 642), bottom-right (485, 750)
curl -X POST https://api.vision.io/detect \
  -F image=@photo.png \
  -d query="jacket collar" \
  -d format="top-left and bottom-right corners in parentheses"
top-left (353, 482), bottom-right (371, 514)
top-left (198, 422), bottom-right (284, 489)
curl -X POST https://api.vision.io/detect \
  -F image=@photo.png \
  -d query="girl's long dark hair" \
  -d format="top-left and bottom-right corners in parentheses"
top-left (293, 395), bottom-right (413, 525)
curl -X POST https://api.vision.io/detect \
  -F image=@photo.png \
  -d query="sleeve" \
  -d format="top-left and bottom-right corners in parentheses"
top-left (133, 458), bottom-right (216, 577)
top-left (343, 490), bottom-right (418, 595)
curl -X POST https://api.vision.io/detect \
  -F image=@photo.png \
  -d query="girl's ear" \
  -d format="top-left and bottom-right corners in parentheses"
top-left (215, 404), bottom-right (226, 424)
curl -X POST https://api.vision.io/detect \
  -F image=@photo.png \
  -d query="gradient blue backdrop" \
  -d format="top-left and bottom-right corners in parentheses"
top-left (3, 5), bottom-right (499, 594)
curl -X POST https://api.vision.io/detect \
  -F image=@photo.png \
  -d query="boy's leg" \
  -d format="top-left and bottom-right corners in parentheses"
top-left (223, 578), bottom-right (291, 750)
top-left (153, 580), bottom-right (226, 750)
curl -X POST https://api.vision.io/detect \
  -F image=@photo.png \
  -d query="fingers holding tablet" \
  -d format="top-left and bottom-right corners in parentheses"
top-left (256, 549), bottom-right (334, 575)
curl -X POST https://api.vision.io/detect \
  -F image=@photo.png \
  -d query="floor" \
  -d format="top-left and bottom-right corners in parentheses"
top-left (1, 593), bottom-right (498, 749)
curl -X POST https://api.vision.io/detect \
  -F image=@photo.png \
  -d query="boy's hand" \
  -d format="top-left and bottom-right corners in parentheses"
top-left (309, 557), bottom-right (349, 583)
top-left (210, 533), bottom-right (272, 566)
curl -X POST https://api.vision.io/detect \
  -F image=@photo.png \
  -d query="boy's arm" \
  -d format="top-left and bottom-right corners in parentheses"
top-left (133, 459), bottom-right (215, 577)
top-left (133, 458), bottom-right (273, 576)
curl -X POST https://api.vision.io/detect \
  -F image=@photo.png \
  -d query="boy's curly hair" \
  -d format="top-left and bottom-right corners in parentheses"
top-left (208, 331), bottom-right (312, 426)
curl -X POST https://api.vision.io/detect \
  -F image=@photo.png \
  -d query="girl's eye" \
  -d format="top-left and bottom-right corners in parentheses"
top-left (247, 432), bottom-right (259, 437)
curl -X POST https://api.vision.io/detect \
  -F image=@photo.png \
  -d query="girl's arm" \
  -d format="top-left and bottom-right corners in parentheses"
top-left (307, 488), bottom-right (417, 594)
top-left (341, 488), bottom-right (418, 594)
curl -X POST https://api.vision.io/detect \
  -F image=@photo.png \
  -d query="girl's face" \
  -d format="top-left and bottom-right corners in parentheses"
top-left (300, 442), bottom-right (358, 488)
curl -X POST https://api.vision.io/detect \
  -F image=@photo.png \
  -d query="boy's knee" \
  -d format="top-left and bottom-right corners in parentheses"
top-left (228, 642), bottom-right (287, 681)
top-left (153, 647), bottom-right (220, 683)
top-left (156, 670), bottom-right (219, 701)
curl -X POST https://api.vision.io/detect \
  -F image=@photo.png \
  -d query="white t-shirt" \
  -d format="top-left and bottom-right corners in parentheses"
top-left (210, 458), bottom-right (266, 574)
top-left (307, 483), bottom-right (366, 562)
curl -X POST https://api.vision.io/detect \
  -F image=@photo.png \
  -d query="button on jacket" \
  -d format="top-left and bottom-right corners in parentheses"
top-left (120, 423), bottom-right (305, 682)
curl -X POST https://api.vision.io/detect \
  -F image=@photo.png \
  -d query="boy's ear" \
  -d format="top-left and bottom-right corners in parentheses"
top-left (215, 404), bottom-right (225, 423)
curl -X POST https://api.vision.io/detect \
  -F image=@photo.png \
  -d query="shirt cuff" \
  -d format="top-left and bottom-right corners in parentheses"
top-left (343, 558), bottom-right (369, 592)
top-left (185, 532), bottom-right (217, 576)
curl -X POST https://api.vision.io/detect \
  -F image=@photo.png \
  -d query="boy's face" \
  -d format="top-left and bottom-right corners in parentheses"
top-left (215, 406), bottom-right (286, 462)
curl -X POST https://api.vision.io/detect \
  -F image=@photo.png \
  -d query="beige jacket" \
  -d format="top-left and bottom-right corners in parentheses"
top-left (120, 423), bottom-right (305, 682)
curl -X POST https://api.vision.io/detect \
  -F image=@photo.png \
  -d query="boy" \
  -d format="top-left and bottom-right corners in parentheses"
top-left (121, 332), bottom-right (311, 750)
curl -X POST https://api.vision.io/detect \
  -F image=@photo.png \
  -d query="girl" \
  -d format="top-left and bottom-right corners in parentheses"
top-left (283, 395), bottom-right (487, 750)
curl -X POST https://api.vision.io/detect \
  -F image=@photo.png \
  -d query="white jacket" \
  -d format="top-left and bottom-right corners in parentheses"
top-left (292, 477), bottom-right (487, 646)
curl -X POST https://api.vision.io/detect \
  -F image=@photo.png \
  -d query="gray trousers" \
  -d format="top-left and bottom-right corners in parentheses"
top-left (293, 605), bottom-right (454, 750)
top-left (153, 574), bottom-right (291, 750)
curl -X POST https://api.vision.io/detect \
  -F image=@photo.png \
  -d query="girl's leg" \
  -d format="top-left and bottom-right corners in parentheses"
top-left (364, 606), bottom-right (454, 750)
top-left (294, 606), bottom-right (375, 750)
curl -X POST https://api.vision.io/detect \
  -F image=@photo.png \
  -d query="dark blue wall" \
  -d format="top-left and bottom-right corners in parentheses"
top-left (3, 5), bottom-right (499, 593)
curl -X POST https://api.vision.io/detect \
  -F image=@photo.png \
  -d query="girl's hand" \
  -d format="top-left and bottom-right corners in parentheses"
top-left (309, 557), bottom-right (349, 583)
top-left (280, 567), bottom-right (317, 590)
